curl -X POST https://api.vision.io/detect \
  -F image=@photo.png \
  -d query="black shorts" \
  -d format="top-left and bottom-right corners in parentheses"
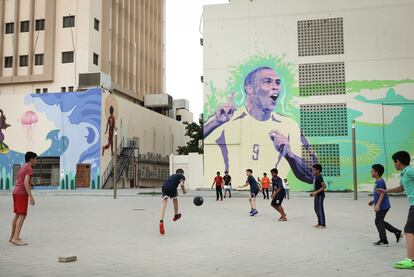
top-left (250, 190), bottom-right (259, 199)
top-left (271, 193), bottom-right (285, 207)
top-left (162, 187), bottom-right (178, 199)
top-left (404, 206), bottom-right (414, 233)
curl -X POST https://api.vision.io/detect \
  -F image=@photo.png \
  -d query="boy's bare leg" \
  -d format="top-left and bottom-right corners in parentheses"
top-left (251, 198), bottom-right (256, 210)
top-left (173, 198), bottom-right (179, 215)
top-left (406, 233), bottom-right (414, 259)
top-left (11, 215), bottom-right (27, 245)
top-left (276, 206), bottom-right (287, 220)
top-left (9, 214), bottom-right (19, 242)
top-left (249, 198), bottom-right (253, 209)
top-left (160, 198), bottom-right (168, 221)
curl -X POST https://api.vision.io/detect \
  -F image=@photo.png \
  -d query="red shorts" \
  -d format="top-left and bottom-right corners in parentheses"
top-left (13, 194), bottom-right (29, 215)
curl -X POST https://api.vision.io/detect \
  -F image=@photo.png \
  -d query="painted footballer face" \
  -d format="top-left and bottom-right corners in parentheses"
top-left (245, 68), bottom-right (281, 119)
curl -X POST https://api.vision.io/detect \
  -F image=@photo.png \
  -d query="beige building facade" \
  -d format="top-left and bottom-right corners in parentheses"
top-left (0, 0), bottom-right (165, 101)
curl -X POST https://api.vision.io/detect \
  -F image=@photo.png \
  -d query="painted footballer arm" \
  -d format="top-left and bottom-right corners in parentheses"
top-left (269, 131), bottom-right (315, 184)
top-left (204, 95), bottom-right (236, 139)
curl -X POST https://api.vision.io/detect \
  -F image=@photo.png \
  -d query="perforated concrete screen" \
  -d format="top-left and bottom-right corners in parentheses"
top-left (298, 17), bottom-right (344, 56)
top-left (300, 103), bottom-right (348, 137)
top-left (299, 62), bottom-right (346, 96)
top-left (302, 144), bottom-right (341, 176)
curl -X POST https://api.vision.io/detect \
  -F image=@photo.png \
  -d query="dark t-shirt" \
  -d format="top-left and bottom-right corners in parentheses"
top-left (272, 176), bottom-right (285, 195)
top-left (163, 174), bottom-right (185, 191)
top-left (247, 175), bottom-right (259, 192)
top-left (223, 175), bottom-right (232, 186)
top-left (313, 175), bottom-right (325, 196)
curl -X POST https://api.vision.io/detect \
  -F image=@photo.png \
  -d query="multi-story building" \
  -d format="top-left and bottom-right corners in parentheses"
top-left (203, 0), bottom-right (414, 191)
top-left (0, 0), bottom-right (190, 190)
top-left (0, 0), bottom-right (165, 101)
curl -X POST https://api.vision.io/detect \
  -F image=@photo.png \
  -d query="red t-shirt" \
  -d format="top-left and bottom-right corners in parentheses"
top-left (13, 164), bottom-right (33, 195)
top-left (214, 176), bottom-right (223, 187)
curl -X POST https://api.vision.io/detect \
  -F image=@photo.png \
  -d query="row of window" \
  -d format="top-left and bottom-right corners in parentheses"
top-left (5, 16), bottom-right (100, 34)
top-left (35, 86), bottom-right (74, 94)
top-left (3, 51), bottom-right (99, 68)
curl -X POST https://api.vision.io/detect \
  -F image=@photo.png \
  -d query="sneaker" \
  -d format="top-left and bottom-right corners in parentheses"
top-left (373, 240), bottom-right (389, 247)
top-left (316, 225), bottom-right (326, 229)
top-left (250, 209), bottom-right (258, 216)
top-left (313, 224), bottom-right (320, 228)
top-left (395, 230), bottom-right (403, 243)
top-left (394, 258), bottom-right (414, 270)
top-left (173, 213), bottom-right (181, 222)
top-left (159, 222), bottom-right (165, 235)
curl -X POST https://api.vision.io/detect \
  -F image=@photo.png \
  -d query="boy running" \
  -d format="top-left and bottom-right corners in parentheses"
top-left (10, 151), bottom-right (37, 246)
top-left (211, 171), bottom-right (224, 201)
top-left (159, 168), bottom-right (187, 235)
top-left (223, 171), bottom-right (232, 198)
top-left (310, 164), bottom-right (326, 229)
top-left (270, 168), bottom-right (287, 221)
top-left (239, 169), bottom-right (260, 216)
top-left (377, 151), bottom-right (414, 270)
top-left (261, 173), bottom-right (270, 199)
top-left (369, 164), bottom-right (402, 247)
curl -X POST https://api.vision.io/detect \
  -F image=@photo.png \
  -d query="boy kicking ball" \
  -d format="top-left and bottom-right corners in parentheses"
top-left (377, 151), bottom-right (414, 270)
top-left (10, 151), bottom-right (37, 246)
top-left (159, 168), bottom-right (187, 235)
top-left (239, 169), bottom-right (260, 216)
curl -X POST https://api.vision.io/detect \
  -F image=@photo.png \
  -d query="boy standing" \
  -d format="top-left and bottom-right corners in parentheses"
top-left (10, 151), bottom-right (37, 246)
top-left (283, 179), bottom-right (290, 199)
top-left (369, 164), bottom-right (402, 247)
top-left (368, 164), bottom-right (402, 246)
top-left (270, 168), bottom-right (287, 221)
top-left (211, 171), bottom-right (223, 201)
top-left (310, 164), bottom-right (326, 229)
top-left (239, 169), bottom-right (260, 216)
top-left (159, 168), bottom-right (187, 235)
top-left (223, 171), bottom-right (232, 198)
top-left (377, 151), bottom-right (414, 270)
top-left (261, 173), bottom-right (270, 199)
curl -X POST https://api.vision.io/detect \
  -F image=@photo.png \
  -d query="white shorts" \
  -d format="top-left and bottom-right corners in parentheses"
top-left (224, 185), bottom-right (232, 191)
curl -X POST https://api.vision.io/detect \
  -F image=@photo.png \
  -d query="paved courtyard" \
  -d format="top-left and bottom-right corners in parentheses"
top-left (0, 189), bottom-right (413, 277)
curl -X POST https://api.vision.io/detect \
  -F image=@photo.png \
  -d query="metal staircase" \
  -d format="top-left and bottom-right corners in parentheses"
top-left (101, 137), bottom-right (139, 189)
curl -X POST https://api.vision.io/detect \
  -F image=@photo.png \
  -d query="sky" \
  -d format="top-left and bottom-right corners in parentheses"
top-left (165, 0), bottom-right (229, 119)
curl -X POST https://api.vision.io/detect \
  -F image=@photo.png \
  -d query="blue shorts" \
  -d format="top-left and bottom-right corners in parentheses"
top-left (162, 187), bottom-right (178, 199)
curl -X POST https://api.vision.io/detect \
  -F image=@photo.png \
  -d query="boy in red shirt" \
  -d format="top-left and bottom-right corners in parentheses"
top-left (261, 173), bottom-right (270, 199)
top-left (211, 171), bottom-right (223, 201)
top-left (9, 151), bottom-right (37, 246)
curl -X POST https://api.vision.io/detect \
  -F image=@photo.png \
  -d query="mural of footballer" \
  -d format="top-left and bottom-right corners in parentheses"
top-left (204, 67), bottom-right (317, 186)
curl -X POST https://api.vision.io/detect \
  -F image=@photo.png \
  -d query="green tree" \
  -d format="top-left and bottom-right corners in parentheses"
top-left (177, 117), bottom-right (204, 155)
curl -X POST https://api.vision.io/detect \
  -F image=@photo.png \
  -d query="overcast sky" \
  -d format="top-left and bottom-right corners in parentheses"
top-left (165, 0), bottom-right (229, 118)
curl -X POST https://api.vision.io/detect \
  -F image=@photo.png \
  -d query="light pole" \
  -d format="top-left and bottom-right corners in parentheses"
top-left (113, 131), bottom-right (118, 199)
top-left (352, 120), bottom-right (358, 200)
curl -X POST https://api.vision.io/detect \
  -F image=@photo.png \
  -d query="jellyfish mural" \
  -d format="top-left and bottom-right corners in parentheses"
top-left (0, 109), bottom-right (11, 154)
top-left (21, 110), bottom-right (38, 141)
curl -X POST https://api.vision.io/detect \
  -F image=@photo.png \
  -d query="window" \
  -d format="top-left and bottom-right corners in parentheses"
top-left (94, 18), bottom-right (99, 31)
top-left (62, 51), bottom-right (74, 63)
top-left (19, 55), bottom-right (28, 67)
top-left (63, 16), bottom-right (75, 28)
top-left (93, 53), bottom-right (99, 65)
top-left (4, 56), bottom-right (13, 68)
top-left (68, 86), bottom-right (74, 92)
top-left (5, 22), bottom-right (14, 34)
top-left (35, 19), bottom-right (45, 31)
top-left (61, 87), bottom-right (66, 92)
top-left (34, 54), bottom-right (44, 66)
top-left (43, 88), bottom-right (48, 93)
top-left (35, 88), bottom-right (41, 94)
top-left (20, 21), bottom-right (29, 32)
top-left (176, 115), bottom-right (182, 122)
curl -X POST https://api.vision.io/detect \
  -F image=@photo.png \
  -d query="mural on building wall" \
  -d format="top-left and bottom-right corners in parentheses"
top-left (0, 88), bottom-right (102, 190)
top-left (102, 105), bottom-right (116, 157)
top-left (0, 109), bottom-right (11, 154)
top-left (204, 54), bottom-right (414, 191)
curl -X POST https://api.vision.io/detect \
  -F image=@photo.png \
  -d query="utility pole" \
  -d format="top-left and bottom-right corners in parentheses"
top-left (352, 120), bottom-right (358, 200)
top-left (113, 131), bottom-right (118, 199)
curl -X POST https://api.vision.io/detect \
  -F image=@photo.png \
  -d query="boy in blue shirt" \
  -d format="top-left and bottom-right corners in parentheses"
top-left (377, 151), bottom-right (414, 270)
top-left (239, 169), bottom-right (260, 216)
top-left (369, 164), bottom-right (402, 246)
